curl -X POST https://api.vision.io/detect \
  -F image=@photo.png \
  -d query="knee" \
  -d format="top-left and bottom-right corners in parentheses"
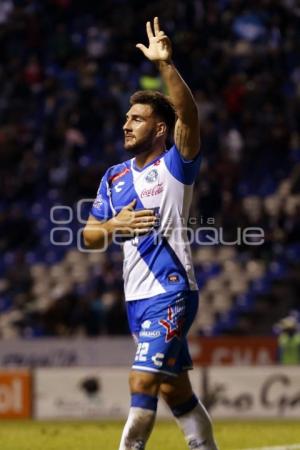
top-left (159, 383), bottom-right (178, 406)
top-left (160, 376), bottom-right (193, 408)
top-left (129, 371), bottom-right (161, 396)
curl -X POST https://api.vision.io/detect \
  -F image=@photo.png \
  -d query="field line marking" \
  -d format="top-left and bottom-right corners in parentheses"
top-left (239, 445), bottom-right (300, 450)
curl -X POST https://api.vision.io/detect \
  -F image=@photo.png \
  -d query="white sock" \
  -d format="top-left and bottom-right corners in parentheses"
top-left (173, 398), bottom-right (219, 450)
top-left (118, 406), bottom-right (156, 450)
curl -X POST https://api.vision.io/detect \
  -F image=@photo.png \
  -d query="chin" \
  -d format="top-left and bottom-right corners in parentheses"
top-left (124, 143), bottom-right (142, 155)
top-left (124, 143), bottom-right (135, 152)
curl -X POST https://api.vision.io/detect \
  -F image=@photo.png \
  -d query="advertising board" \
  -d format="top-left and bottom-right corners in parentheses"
top-left (205, 366), bottom-right (300, 418)
top-left (0, 370), bottom-right (31, 418)
top-left (34, 367), bottom-right (201, 419)
top-left (189, 336), bottom-right (278, 366)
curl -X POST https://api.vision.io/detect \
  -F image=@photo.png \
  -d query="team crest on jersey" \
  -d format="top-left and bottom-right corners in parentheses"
top-left (159, 306), bottom-right (184, 342)
top-left (145, 168), bottom-right (158, 183)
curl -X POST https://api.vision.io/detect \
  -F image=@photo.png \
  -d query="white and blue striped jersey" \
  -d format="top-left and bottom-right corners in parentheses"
top-left (90, 144), bottom-right (201, 301)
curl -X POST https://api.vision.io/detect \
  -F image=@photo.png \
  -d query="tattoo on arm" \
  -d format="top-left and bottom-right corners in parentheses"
top-left (175, 124), bottom-right (191, 151)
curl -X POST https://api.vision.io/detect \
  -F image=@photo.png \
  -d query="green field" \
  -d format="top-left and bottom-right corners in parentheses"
top-left (0, 420), bottom-right (300, 450)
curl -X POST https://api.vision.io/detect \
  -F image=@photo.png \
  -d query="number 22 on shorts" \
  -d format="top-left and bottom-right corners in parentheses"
top-left (135, 342), bottom-right (149, 362)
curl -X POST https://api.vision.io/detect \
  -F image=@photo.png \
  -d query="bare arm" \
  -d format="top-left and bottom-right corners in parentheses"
top-left (83, 215), bottom-right (114, 250)
top-left (136, 17), bottom-right (200, 159)
top-left (159, 60), bottom-right (200, 159)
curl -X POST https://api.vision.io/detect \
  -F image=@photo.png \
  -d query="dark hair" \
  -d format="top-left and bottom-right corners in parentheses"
top-left (130, 90), bottom-right (176, 134)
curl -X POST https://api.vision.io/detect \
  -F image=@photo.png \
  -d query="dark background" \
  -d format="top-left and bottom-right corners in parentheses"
top-left (0, 0), bottom-right (299, 338)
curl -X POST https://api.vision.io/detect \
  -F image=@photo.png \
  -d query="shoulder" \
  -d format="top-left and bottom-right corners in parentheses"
top-left (163, 144), bottom-right (201, 185)
top-left (102, 160), bottom-right (131, 185)
top-left (163, 144), bottom-right (201, 161)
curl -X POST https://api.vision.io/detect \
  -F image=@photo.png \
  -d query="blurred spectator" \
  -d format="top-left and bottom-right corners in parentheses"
top-left (0, 0), bottom-right (13, 25)
top-left (277, 316), bottom-right (300, 365)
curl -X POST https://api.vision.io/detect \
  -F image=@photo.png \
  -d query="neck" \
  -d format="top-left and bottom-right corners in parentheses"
top-left (134, 146), bottom-right (165, 169)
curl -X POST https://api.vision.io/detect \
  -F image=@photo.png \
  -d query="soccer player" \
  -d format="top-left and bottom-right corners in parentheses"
top-left (83, 17), bottom-right (219, 450)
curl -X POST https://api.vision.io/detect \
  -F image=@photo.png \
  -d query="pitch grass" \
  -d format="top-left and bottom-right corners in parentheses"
top-left (0, 420), bottom-right (300, 450)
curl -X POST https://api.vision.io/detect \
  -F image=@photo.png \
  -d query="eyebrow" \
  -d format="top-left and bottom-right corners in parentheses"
top-left (125, 114), bottom-right (145, 120)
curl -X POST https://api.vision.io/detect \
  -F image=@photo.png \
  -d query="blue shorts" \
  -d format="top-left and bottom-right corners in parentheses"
top-left (126, 290), bottom-right (199, 377)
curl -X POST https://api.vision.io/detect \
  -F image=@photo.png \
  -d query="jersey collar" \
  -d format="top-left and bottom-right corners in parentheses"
top-left (131, 150), bottom-right (167, 172)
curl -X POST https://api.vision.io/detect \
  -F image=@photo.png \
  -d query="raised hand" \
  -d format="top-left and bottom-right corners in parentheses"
top-left (136, 17), bottom-right (172, 63)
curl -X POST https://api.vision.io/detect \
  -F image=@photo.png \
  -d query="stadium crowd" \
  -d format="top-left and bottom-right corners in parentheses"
top-left (0, 0), bottom-right (299, 338)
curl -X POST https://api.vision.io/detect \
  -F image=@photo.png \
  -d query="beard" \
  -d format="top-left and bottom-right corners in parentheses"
top-left (124, 131), bottom-right (156, 155)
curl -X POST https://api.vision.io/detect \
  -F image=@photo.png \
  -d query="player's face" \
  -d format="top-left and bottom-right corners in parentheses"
top-left (123, 104), bottom-right (159, 155)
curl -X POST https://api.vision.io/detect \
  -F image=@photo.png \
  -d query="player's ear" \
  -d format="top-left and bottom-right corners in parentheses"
top-left (156, 121), bottom-right (167, 138)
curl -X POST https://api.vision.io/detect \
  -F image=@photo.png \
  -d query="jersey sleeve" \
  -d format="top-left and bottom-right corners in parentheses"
top-left (90, 169), bottom-right (113, 221)
top-left (164, 144), bottom-right (201, 185)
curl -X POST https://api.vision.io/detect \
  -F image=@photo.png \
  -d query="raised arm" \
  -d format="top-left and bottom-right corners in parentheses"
top-left (136, 17), bottom-right (200, 159)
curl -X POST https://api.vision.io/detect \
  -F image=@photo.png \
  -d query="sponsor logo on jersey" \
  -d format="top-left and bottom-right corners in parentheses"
top-left (141, 320), bottom-right (151, 329)
top-left (114, 181), bottom-right (125, 192)
top-left (145, 168), bottom-right (158, 183)
top-left (159, 306), bottom-right (184, 342)
top-left (151, 352), bottom-right (164, 367)
top-left (109, 167), bottom-right (130, 184)
top-left (141, 183), bottom-right (164, 198)
top-left (139, 330), bottom-right (161, 338)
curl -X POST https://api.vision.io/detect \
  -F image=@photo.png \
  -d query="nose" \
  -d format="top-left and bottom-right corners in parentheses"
top-left (123, 118), bottom-right (132, 132)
